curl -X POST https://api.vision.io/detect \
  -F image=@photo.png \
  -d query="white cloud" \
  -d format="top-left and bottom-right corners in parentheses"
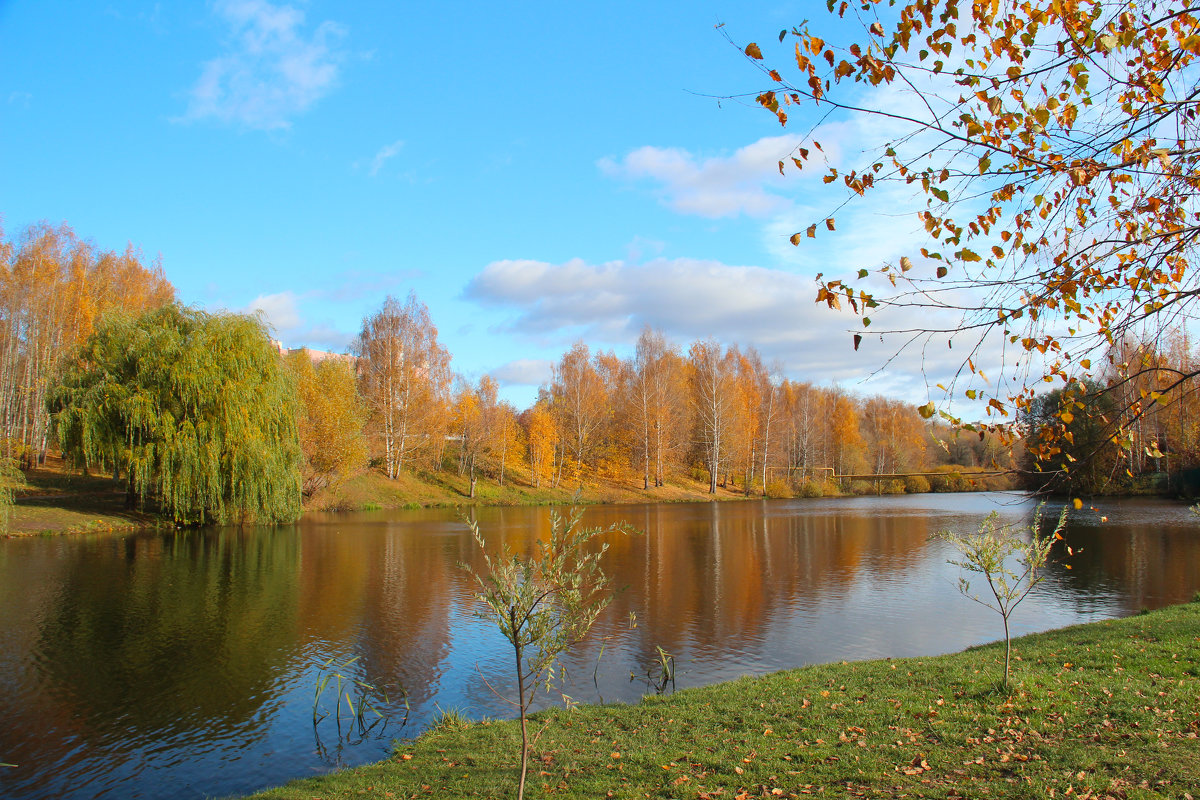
top-left (368, 139), bottom-right (404, 177)
top-left (490, 359), bottom-right (554, 387)
top-left (599, 134), bottom-right (811, 218)
top-left (466, 257), bottom-right (864, 377)
top-left (580, 71), bottom-right (1057, 407)
top-left (245, 290), bottom-right (301, 330)
top-left (464, 256), bottom-right (1015, 405)
top-left (178, 0), bottom-right (346, 130)
top-left (242, 291), bottom-right (355, 353)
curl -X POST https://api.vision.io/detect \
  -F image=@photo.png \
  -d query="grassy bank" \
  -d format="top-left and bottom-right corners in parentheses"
top-left (6, 457), bottom-right (1015, 535)
top-left (245, 603), bottom-right (1200, 799)
top-left (306, 468), bottom-right (755, 511)
top-left (5, 462), bottom-right (158, 536)
top-left (307, 464), bottom-right (1016, 512)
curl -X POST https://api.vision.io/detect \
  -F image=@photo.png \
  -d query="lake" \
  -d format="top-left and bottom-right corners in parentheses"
top-left (1, 491), bottom-right (1197, 799)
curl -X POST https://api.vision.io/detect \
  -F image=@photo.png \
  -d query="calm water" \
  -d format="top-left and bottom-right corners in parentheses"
top-left (1, 492), bottom-right (1198, 800)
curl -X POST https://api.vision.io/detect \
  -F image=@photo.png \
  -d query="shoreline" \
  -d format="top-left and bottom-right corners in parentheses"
top-left (242, 601), bottom-right (1200, 799)
top-left (6, 464), bottom-right (1017, 537)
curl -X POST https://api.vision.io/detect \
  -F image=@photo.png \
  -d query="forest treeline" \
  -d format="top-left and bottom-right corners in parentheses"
top-left (345, 293), bottom-right (1014, 501)
top-left (4, 222), bottom-right (1191, 523)
top-left (0, 222), bottom-right (174, 464)
top-left (1021, 330), bottom-right (1200, 495)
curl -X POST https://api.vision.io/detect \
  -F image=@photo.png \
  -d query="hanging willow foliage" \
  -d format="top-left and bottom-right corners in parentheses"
top-left (50, 304), bottom-right (301, 524)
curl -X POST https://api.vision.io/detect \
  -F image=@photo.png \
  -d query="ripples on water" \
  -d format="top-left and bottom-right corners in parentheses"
top-left (1, 492), bottom-right (1197, 799)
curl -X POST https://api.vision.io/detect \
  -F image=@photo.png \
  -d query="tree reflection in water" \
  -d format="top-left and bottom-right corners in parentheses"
top-left (1, 493), bottom-right (1198, 800)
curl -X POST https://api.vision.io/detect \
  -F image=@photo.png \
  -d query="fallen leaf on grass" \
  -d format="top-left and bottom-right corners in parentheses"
top-left (900, 756), bottom-right (931, 775)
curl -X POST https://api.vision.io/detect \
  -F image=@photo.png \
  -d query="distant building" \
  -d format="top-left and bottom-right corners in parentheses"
top-left (271, 340), bottom-right (357, 367)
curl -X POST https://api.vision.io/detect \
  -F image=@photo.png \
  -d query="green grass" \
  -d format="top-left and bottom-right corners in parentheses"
top-left (6, 463), bottom-right (160, 536)
top-left (243, 603), bottom-right (1200, 799)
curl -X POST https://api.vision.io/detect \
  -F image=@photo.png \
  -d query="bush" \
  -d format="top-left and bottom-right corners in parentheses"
top-left (796, 479), bottom-right (826, 497)
top-left (904, 474), bottom-right (932, 494)
top-left (849, 480), bottom-right (874, 495)
top-left (930, 468), bottom-right (968, 492)
top-left (765, 479), bottom-right (793, 498)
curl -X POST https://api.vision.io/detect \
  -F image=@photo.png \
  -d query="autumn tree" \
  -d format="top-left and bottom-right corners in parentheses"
top-left (50, 304), bottom-right (301, 524)
top-left (452, 376), bottom-right (500, 498)
top-left (494, 399), bottom-right (525, 488)
top-left (829, 390), bottom-right (866, 477)
top-left (628, 327), bottom-right (685, 489)
top-left (285, 351), bottom-right (368, 497)
top-left (740, 0), bottom-right (1200, 477)
top-left (688, 338), bottom-right (737, 493)
top-left (549, 341), bottom-right (608, 479)
top-left (728, 346), bottom-right (781, 496)
top-left (861, 396), bottom-right (927, 475)
top-left (355, 293), bottom-right (451, 479)
top-left (1022, 380), bottom-right (1121, 493)
top-left (780, 380), bottom-right (819, 480)
top-left (522, 399), bottom-right (557, 490)
top-left (0, 222), bottom-right (173, 465)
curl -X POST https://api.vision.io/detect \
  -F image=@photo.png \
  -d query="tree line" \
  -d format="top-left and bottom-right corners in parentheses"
top-left (0, 222), bottom-right (174, 465)
top-left (1021, 328), bottom-right (1200, 495)
top-left (343, 293), bottom-right (1014, 500)
top-left (30, 219), bottom-right (1188, 527)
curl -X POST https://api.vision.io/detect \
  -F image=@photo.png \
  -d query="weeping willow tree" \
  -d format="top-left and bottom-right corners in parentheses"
top-left (50, 304), bottom-right (301, 524)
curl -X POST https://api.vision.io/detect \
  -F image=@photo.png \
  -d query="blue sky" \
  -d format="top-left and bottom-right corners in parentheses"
top-left (1, 0), bottom-right (978, 408)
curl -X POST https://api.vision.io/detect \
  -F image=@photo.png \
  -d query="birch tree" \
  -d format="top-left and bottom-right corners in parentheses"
top-left (688, 338), bottom-right (736, 494)
top-left (549, 341), bottom-right (608, 477)
top-left (355, 293), bottom-right (451, 478)
top-left (741, 0), bottom-right (1200, 474)
top-left (452, 376), bottom-right (500, 498)
top-left (522, 400), bottom-right (556, 490)
top-left (285, 351), bottom-right (368, 497)
top-left (0, 223), bottom-right (172, 465)
top-left (629, 327), bottom-right (683, 489)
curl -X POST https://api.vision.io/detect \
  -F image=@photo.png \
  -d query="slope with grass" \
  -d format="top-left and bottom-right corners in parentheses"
top-left (6, 461), bottom-right (157, 536)
top-left (307, 466), bottom-right (754, 511)
top-left (6, 456), bottom-right (1017, 535)
top-left (245, 603), bottom-right (1200, 799)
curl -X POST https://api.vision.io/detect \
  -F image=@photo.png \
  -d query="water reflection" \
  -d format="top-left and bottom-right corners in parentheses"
top-left (0, 493), bottom-right (1197, 800)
